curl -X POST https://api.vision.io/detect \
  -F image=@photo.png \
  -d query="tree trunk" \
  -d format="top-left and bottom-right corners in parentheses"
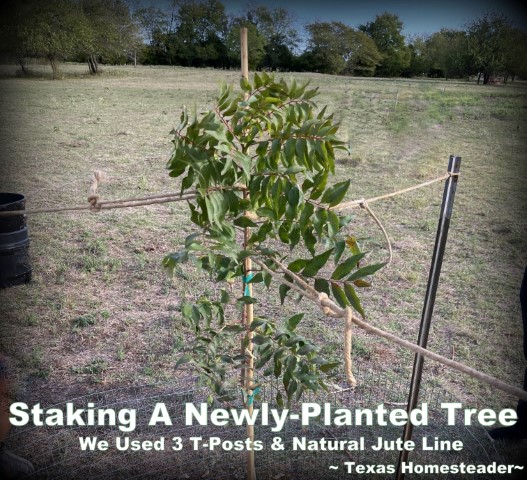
top-left (477, 72), bottom-right (482, 84)
top-left (88, 53), bottom-right (99, 75)
top-left (88, 57), bottom-right (95, 74)
top-left (48, 54), bottom-right (59, 79)
top-left (18, 58), bottom-right (27, 75)
top-left (483, 72), bottom-right (490, 85)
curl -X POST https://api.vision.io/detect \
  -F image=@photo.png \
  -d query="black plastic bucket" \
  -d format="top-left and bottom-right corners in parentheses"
top-left (0, 193), bottom-right (31, 288)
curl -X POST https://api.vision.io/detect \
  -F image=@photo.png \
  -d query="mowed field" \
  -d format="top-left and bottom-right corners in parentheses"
top-left (0, 63), bottom-right (526, 412)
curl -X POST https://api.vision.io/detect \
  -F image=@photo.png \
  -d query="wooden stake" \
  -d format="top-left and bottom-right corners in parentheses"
top-left (241, 27), bottom-right (249, 83)
top-left (240, 26), bottom-right (256, 480)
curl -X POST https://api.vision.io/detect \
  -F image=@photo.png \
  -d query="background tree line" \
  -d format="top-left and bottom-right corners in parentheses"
top-left (1, 0), bottom-right (526, 83)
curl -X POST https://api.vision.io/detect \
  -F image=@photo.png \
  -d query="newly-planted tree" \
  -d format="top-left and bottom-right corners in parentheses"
top-left (164, 72), bottom-right (384, 406)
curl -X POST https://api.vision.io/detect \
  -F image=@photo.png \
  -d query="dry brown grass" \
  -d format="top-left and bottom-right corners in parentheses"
top-left (0, 64), bottom-right (526, 414)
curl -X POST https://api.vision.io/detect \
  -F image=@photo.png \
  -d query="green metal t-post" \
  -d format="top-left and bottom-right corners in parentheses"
top-left (395, 155), bottom-right (461, 480)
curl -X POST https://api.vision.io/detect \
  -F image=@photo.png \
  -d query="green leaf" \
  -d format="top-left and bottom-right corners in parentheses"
top-left (321, 179), bottom-right (350, 207)
top-left (175, 355), bottom-right (192, 369)
top-left (347, 262), bottom-right (386, 282)
top-left (313, 208), bottom-right (327, 238)
top-left (287, 186), bottom-right (301, 208)
top-left (284, 166), bottom-right (304, 175)
top-left (314, 278), bottom-right (330, 296)
top-left (353, 279), bottom-right (372, 288)
top-left (233, 216), bottom-right (258, 228)
top-left (222, 325), bottom-right (246, 333)
top-left (302, 228), bottom-right (317, 255)
top-left (253, 335), bottom-right (271, 345)
top-left (220, 289), bottom-right (230, 304)
top-left (288, 258), bottom-right (309, 273)
top-left (256, 207), bottom-right (276, 220)
top-left (240, 76), bottom-right (251, 91)
top-left (284, 355), bottom-right (298, 374)
top-left (279, 284), bottom-right (291, 305)
top-left (285, 313), bottom-right (304, 332)
top-left (287, 379), bottom-right (298, 401)
top-left (299, 202), bottom-right (314, 232)
top-left (237, 296), bottom-right (257, 304)
top-left (346, 236), bottom-right (361, 256)
top-left (285, 335), bottom-right (305, 347)
top-left (181, 171), bottom-right (194, 191)
top-left (302, 248), bottom-right (334, 277)
top-left (343, 283), bottom-right (365, 317)
top-left (331, 282), bottom-right (349, 308)
top-left (289, 225), bottom-right (301, 250)
top-left (309, 171), bottom-right (328, 200)
top-left (327, 211), bottom-right (340, 237)
top-left (334, 240), bottom-right (346, 264)
top-left (330, 253), bottom-right (367, 280)
top-left (297, 344), bottom-right (318, 355)
top-left (250, 318), bottom-right (267, 330)
top-left (274, 358), bottom-right (282, 378)
top-left (319, 362), bottom-right (340, 372)
top-left (278, 222), bottom-right (290, 243)
top-left (184, 232), bottom-right (201, 248)
top-left (255, 348), bottom-right (274, 369)
top-left (263, 271), bottom-right (272, 288)
top-left (163, 251), bottom-right (189, 266)
top-left (248, 273), bottom-right (263, 284)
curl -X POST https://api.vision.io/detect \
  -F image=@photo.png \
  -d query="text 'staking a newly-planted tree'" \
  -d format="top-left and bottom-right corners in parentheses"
top-left (164, 72), bottom-right (385, 407)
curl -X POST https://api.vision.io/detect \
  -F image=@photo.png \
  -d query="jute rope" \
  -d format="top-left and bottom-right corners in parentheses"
top-left (343, 307), bottom-right (357, 387)
top-left (0, 172), bottom-right (452, 217)
top-left (360, 202), bottom-right (393, 265)
top-left (332, 173), bottom-right (452, 211)
top-left (251, 257), bottom-right (527, 401)
top-left (0, 170), bottom-right (199, 216)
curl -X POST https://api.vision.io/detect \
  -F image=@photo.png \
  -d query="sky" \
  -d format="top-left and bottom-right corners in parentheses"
top-left (153, 0), bottom-right (527, 38)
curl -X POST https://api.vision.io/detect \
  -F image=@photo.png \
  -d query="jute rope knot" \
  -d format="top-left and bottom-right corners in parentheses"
top-left (88, 170), bottom-right (107, 211)
top-left (316, 292), bottom-right (333, 316)
top-left (88, 195), bottom-right (101, 210)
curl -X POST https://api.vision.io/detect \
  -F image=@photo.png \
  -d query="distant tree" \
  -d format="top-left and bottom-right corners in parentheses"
top-left (405, 34), bottom-right (431, 77)
top-left (242, 6), bottom-right (298, 71)
top-left (502, 27), bottom-right (527, 82)
top-left (359, 12), bottom-right (410, 77)
top-left (169, 0), bottom-right (228, 67)
top-left (262, 37), bottom-right (294, 71)
top-left (80, 0), bottom-right (141, 73)
top-left (134, 5), bottom-right (171, 64)
top-left (14, 0), bottom-right (91, 79)
top-left (245, 6), bottom-right (298, 49)
top-left (347, 30), bottom-right (383, 76)
top-left (466, 12), bottom-right (511, 84)
top-left (425, 29), bottom-right (470, 80)
top-left (303, 22), bottom-right (381, 76)
top-left (134, 5), bottom-right (170, 45)
top-left (0, 0), bottom-right (141, 76)
top-left (0, 0), bottom-right (35, 74)
top-left (303, 22), bottom-right (346, 74)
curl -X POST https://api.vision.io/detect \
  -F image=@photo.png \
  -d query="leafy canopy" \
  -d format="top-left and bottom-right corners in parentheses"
top-left (165, 73), bottom-right (384, 404)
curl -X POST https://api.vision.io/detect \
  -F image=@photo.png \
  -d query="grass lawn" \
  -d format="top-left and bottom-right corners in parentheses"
top-left (0, 63), bottom-right (526, 416)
